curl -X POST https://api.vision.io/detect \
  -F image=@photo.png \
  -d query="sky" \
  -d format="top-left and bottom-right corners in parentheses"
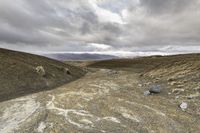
top-left (0, 0), bottom-right (200, 56)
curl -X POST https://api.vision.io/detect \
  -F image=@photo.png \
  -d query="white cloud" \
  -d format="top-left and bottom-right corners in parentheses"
top-left (87, 43), bottom-right (112, 50)
top-left (88, 0), bottom-right (125, 24)
top-left (0, 0), bottom-right (200, 56)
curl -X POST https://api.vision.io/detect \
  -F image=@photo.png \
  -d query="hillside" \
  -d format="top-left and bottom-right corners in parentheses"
top-left (88, 54), bottom-right (200, 95)
top-left (0, 48), bottom-right (86, 101)
top-left (0, 53), bottom-right (199, 132)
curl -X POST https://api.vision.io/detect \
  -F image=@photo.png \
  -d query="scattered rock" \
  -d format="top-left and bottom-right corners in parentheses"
top-left (169, 81), bottom-right (178, 86)
top-left (35, 66), bottom-right (46, 77)
top-left (51, 73), bottom-right (56, 77)
top-left (144, 91), bottom-right (151, 96)
top-left (149, 85), bottom-right (161, 94)
top-left (172, 89), bottom-right (185, 94)
top-left (179, 102), bottom-right (188, 111)
top-left (167, 77), bottom-right (175, 82)
top-left (139, 74), bottom-right (143, 77)
top-left (185, 93), bottom-right (200, 99)
top-left (177, 84), bottom-right (184, 88)
top-left (108, 70), bottom-right (118, 75)
top-left (144, 82), bottom-right (151, 86)
top-left (194, 87), bottom-right (200, 92)
top-left (63, 68), bottom-right (71, 74)
top-left (138, 84), bottom-right (142, 87)
top-left (83, 67), bottom-right (89, 72)
top-left (182, 80), bottom-right (187, 83)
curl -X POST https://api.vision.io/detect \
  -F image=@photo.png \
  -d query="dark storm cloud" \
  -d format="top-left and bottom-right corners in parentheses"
top-left (0, 0), bottom-right (200, 53)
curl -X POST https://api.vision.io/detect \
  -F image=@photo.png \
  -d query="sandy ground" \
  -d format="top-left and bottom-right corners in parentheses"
top-left (0, 67), bottom-right (199, 133)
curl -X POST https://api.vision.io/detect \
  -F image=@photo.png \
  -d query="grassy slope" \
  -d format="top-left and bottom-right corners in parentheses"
top-left (0, 48), bottom-right (86, 102)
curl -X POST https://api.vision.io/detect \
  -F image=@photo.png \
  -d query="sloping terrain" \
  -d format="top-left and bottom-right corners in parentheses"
top-left (43, 53), bottom-right (118, 61)
top-left (89, 54), bottom-right (200, 103)
top-left (0, 53), bottom-right (200, 132)
top-left (0, 48), bottom-right (86, 101)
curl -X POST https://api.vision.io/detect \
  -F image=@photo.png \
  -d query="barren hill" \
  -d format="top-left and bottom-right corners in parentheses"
top-left (0, 53), bottom-right (199, 132)
top-left (0, 48), bottom-right (86, 101)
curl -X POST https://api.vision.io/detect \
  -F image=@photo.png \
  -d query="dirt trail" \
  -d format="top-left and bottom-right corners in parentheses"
top-left (0, 68), bottom-right (199, 133)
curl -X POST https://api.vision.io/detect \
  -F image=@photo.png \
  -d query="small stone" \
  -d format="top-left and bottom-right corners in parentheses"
top-left (167, 77), bottom-right (175, 82)
top-left (170, 81), bottom-right (177, 86)
top-left (63, 68), bottom-right (70, 74)
top-left (194, 87), bottom-right (200, 92)
top-left (179, 102), bottom-right (188, 111)
top-left (149, 85), bottom-right (161, 93)
top-left (145, 82), bottom-right (151, 86)
top-left (51, 73), bottom-right (56, 77)
top-left (108, 70), bottom-right (118, 75)
top-left (175, 96), bottom-right (180, 99)
top-left (177, 84), bottom-right (184, 88)
top-left (186, 93), bottom-right (200, 99)
top-left (144, 91), bottom-right (151, 96)
top-left (139, 74), bottom-right (143, 77)
top-left (172, 89), bottom-right (185, 94)
top-left (183, 80), bottom-right (187, 83)
top-left (138, 84), bottom-right (142, 87)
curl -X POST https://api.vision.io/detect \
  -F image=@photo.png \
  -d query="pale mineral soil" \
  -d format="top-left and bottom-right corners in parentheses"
top-left (0, 55), bottom-right (200, 133)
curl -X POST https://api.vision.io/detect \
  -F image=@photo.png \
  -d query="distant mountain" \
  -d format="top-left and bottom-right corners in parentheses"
top-left (43, 53), bottom-right (118, 61)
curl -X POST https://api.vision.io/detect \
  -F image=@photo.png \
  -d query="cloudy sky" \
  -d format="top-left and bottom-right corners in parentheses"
top-left (1, 0), bottom-right (200, 56)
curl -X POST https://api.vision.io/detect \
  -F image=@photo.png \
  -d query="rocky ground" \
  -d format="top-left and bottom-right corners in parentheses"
top-left (0, 54), bottom-right (200, 133)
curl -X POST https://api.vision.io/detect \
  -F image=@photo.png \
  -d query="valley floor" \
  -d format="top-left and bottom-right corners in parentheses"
top-left (0, 65), bottom-right (200, 133)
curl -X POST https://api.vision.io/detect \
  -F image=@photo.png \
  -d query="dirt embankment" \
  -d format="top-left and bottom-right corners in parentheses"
top-left (0, 48), bottom-right (86, 102)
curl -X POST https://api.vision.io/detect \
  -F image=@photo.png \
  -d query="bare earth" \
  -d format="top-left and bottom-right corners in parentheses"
top-left (0, 54), bottom-right (200, 133)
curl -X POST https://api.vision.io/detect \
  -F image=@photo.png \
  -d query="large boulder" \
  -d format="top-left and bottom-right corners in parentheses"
top-left (35, 66), bottom-right (46, 77)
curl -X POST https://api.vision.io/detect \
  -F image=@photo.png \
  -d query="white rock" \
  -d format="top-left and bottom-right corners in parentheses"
top-left (35, 66), bottom-right (46, 76)
top-left (175, 96), bottom-right (180, 99)
top-left (138, 84), bottom-right (142, 87)
top-left (144, 91), bottom-right (151, 96)
top-left (180, 102), bottom-right (188, 110)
